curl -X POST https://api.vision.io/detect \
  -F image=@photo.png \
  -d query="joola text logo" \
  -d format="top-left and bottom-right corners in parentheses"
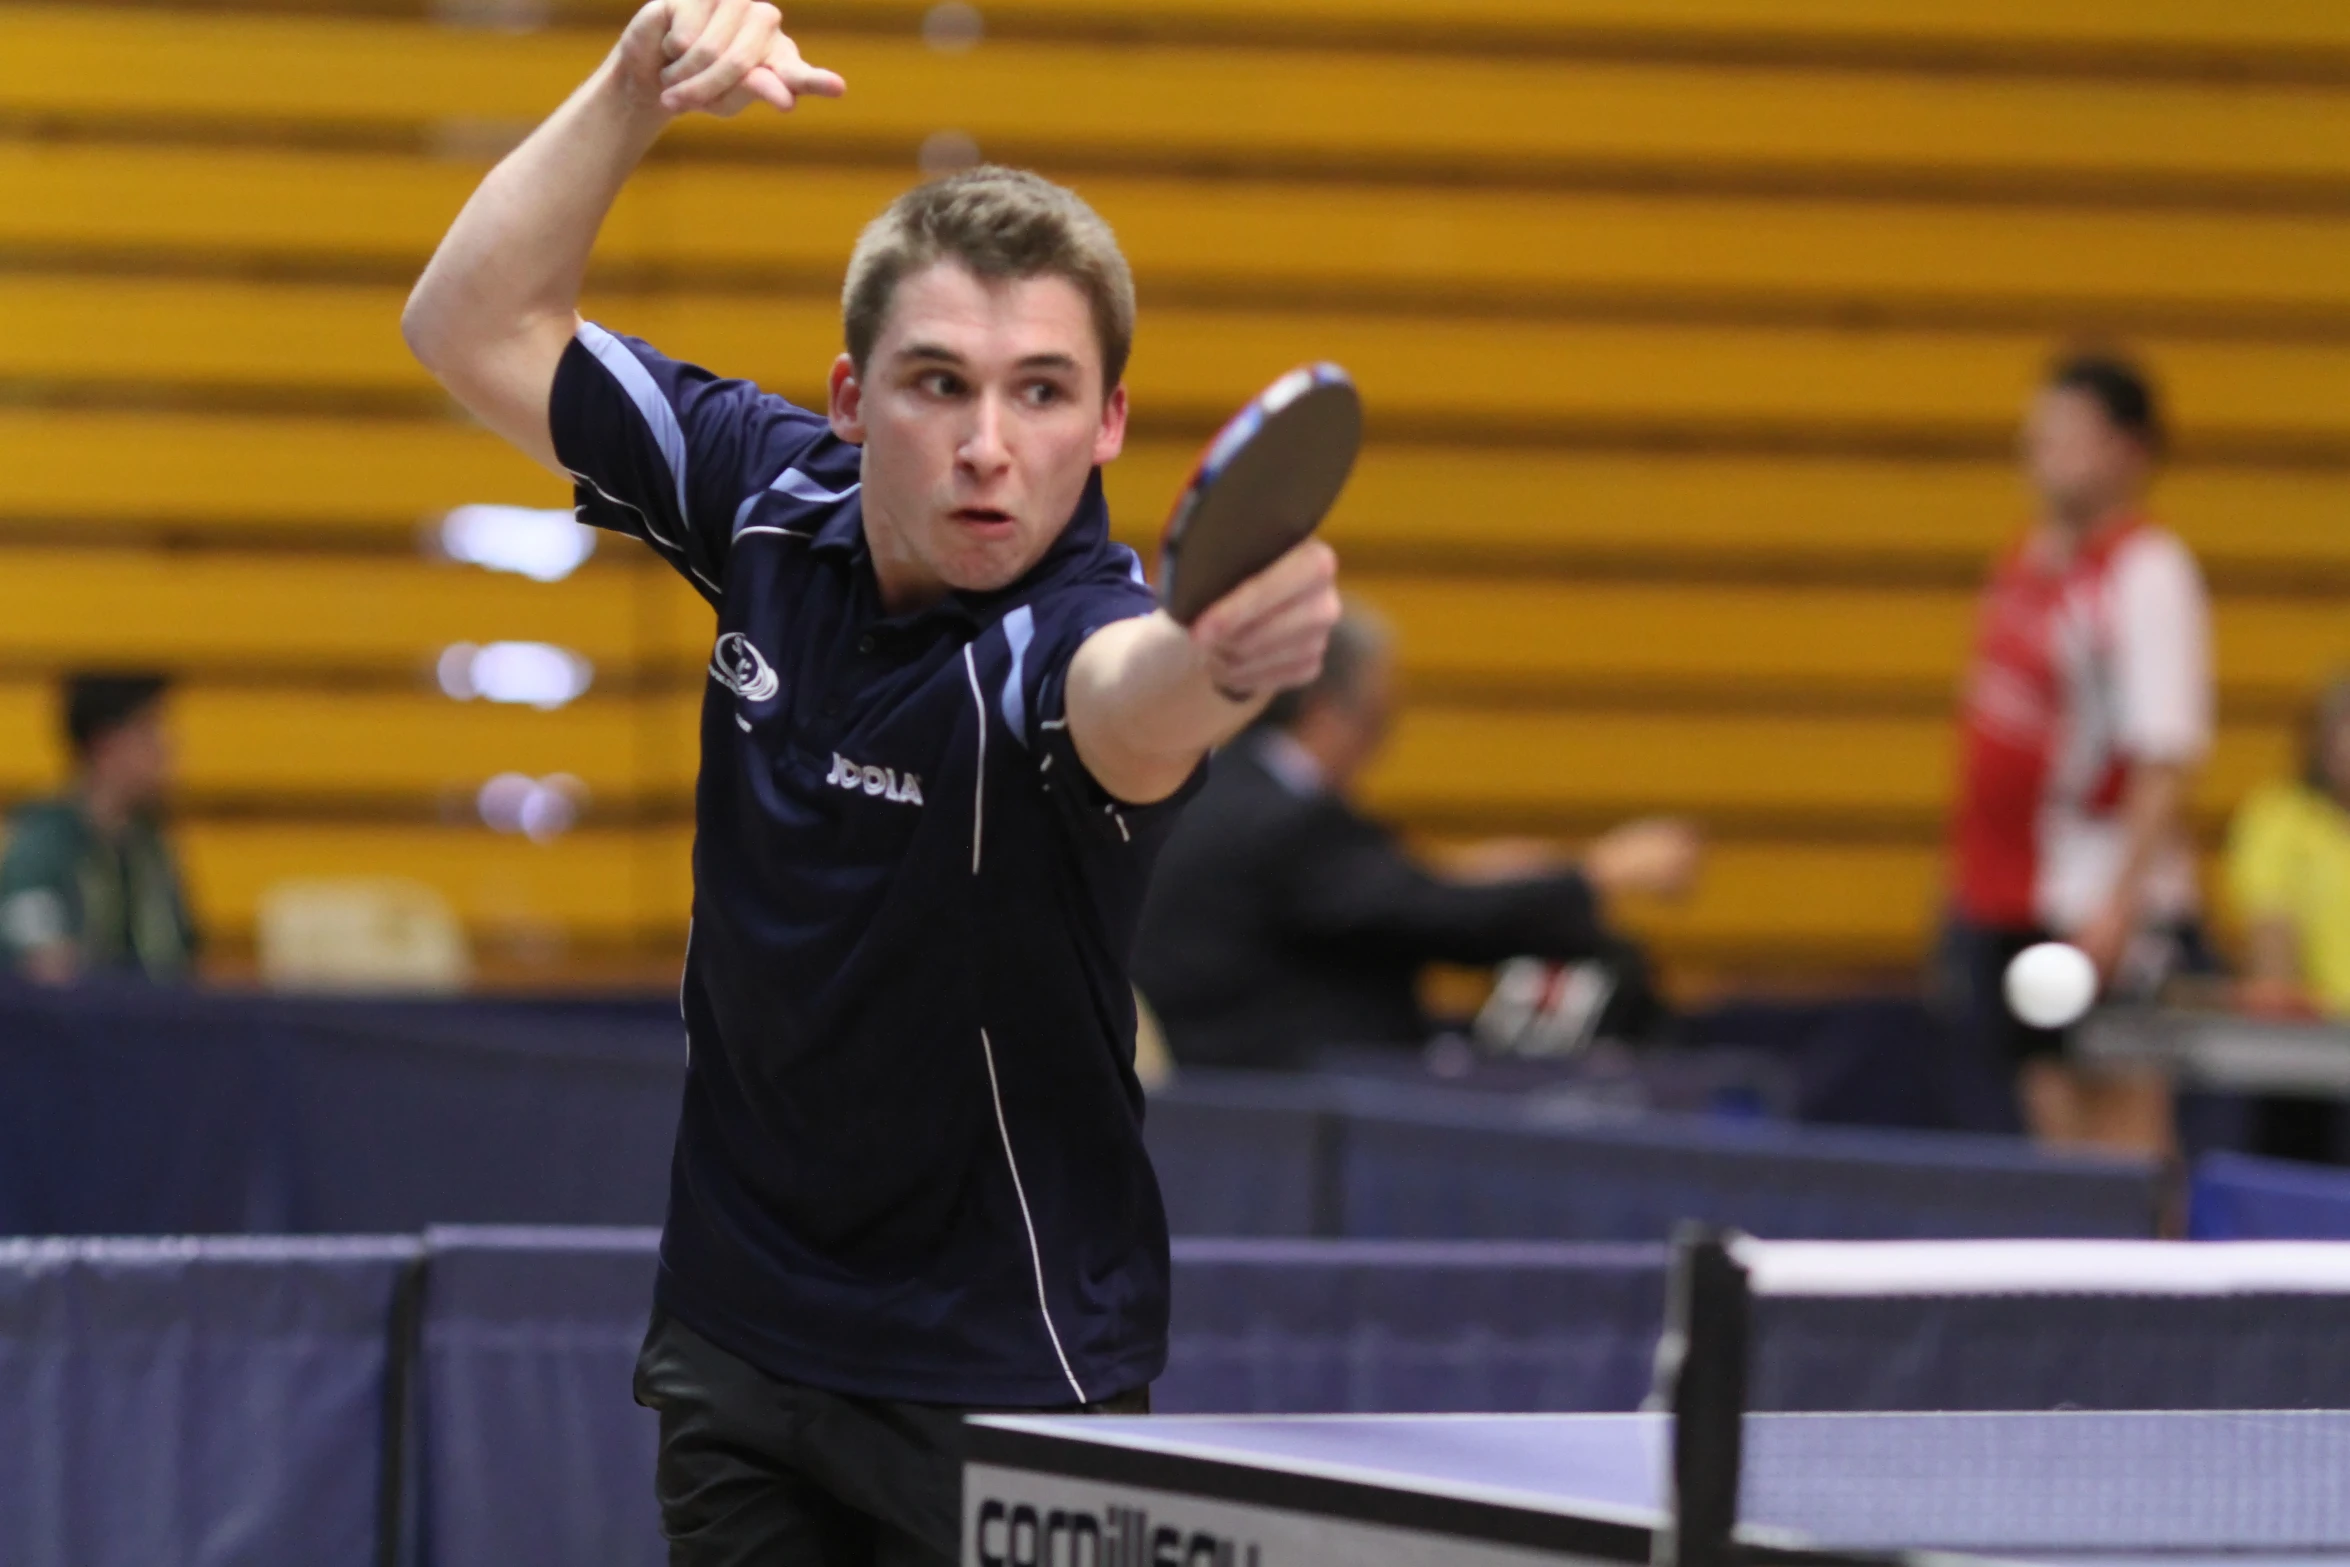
top-left (826, 752), bottom-right (924, 807)
top-left (709, 632), bottom-right (779, 702)
top-left (975, 1499), bottom-right (1259, 1567)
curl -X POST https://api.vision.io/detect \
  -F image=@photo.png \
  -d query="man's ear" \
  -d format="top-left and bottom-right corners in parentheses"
top-left (828, 353), bottom-right (866, 444)
top-left (1092, 382), bottom-right (1129, 467)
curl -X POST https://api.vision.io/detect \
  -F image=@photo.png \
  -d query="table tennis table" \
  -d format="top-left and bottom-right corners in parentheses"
top-left (2076, 1007), bottom-right (2350, 1099)
top-left (963, 1408), bottom-right (2350, 1565)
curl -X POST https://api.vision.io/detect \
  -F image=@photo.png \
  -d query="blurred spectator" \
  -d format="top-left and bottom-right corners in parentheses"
top-left (1938, 352), bottom-right (2212, 1149)
top-left (1133, 607), bottom-right (1699, 1069)
top-left (0, 673), bottom-right (198, 985)
top-left (2227, 674), bottom-right (2350, 1019)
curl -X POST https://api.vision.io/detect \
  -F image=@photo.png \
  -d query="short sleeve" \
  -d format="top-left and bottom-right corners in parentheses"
top-left (2108, 531), bottom-right (2213, 764)
top-left (549, 322), bottom-right (836, 606)
top-left (1014, 554), bottom-right (1206, 847)
top-left (2228, 783), bottom-right (2310, 919)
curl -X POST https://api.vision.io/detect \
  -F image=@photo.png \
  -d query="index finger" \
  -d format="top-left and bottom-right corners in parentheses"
top-left (768, 33), bottom-right (847, 97)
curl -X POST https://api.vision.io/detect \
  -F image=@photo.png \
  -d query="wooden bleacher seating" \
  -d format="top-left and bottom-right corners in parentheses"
top-left (17, 5), bottom-right (2350, 189)
top-left (10, 274), bottom-right (2347, 451)
top-left (0, 679), bottom-right (2298, 834)
top-left (0, 0), bottom-right (2343, 984)
top-left (14, 144), bottom-right (2350, 324)
top-left (3, 553), bottom-right (2344, 709)
top-left (8, 408), bottom-right (2348, 582)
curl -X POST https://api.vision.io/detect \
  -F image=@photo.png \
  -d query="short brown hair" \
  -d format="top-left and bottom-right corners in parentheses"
top-left (841, 166), bottom-right (1136, 391)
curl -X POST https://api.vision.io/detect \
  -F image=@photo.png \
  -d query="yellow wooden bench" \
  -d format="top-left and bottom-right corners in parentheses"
top-left (8, 408), bottom-right (2348, 581)
top-left (0, 676), bottom-right (2303, 835)
top-left (8, 7), bottom-right (2347, 189)
top-left (11, 140), bottom-right (2349, 330)
top-left (836, 0), bottom-right (2350, 61)
top-left (8, 273), bottom-right (2347, 449)
top-left (177, 820), bottom-right (690, 946)
top-left (1363, 706), bottom-right (2293, 829)
top-left (103, 0), bottom-right (2350, 62)
top-left (169, 817), bottom-right (1944, 964)
top-left (0, 547), bottom-right (649, 671)
top-left (2, 553), bottom-right (2342, 709)
top-left (162, 819), bottom-right (2193, 968)
top-left (159, 826), bottom-right (2254, 969)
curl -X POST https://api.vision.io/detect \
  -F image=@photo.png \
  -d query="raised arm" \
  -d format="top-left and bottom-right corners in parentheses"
top-left (401, 0), bottom-right (843, 475)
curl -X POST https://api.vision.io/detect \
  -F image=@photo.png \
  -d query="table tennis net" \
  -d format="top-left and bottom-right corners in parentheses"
top-left (1742, 1238), bottom-right (2350, 1415)
top-left (1653, 1233), bottom-right (2350, 1561)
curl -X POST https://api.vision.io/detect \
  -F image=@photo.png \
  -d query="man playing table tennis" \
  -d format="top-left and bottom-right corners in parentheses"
top-left (401, 3), bottom-right (1339, 1560)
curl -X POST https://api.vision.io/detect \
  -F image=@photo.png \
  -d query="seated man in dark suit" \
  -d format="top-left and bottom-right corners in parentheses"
top-left (1134, 608), bottom-right (1698, 1069)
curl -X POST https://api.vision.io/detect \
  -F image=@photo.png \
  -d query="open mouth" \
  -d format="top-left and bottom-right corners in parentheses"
top-left (950, 507), bottom-right (1016, 530)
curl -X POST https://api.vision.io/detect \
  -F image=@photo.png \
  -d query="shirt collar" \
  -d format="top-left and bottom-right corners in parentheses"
top-left (809, 487), bottom-right (869, 560)
top-left (2024, 510), bottom-right (2148, 576)
top-left (818, 469), bottom-right (1116, 631)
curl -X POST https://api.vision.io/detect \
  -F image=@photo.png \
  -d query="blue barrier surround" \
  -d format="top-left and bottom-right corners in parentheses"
top-left (0, 982), bottom-right (2160, 1245)
top-left (2191, 1152), bottom-right (2350, 1240)
top-left (1163, 1238), bottom-right (1669, 1414)
top-left (0, 1234), bottom-right (420, 1567)
top-left (414, 1226), bottom-right (664, 1567)
top-left (1146, 1075), bottom-right (1337, 1237)
top-left (0, 980), bottom-right (682, 1237)
top-left (1336, 1095), bottom-right (2161, 1241)
top-left (1149, 1072), bottom-right (2163, 1242)
top-left (17, 1228), bottom-right (2350, 1566)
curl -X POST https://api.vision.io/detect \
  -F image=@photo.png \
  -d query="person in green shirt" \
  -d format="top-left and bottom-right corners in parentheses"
top-left (0, 673), bottom-right (198, 984)
top-left (2228, 674), bottom-right (2350, 1018)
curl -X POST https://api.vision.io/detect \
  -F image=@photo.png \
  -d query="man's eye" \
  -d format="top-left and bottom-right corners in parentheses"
top-left (919, 372), bottom-right (964, 396)
top-left (1022, 382), bottom-right (1066, 406)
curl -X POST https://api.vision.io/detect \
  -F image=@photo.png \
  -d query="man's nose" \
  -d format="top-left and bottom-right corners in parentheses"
top-left (959, 393), bottom-right (1011, 473)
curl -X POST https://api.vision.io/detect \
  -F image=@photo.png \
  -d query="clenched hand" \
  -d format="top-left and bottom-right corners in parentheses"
top-left (612, 0), bottom-right (847, 117)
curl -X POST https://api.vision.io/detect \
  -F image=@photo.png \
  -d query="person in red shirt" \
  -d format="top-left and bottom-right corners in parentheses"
top-left (1938, 353), bottom-right (2214, 1150)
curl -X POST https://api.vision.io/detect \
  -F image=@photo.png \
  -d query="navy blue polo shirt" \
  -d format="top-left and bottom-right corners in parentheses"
top-left (551, 321), bottom-right (1194, 1405)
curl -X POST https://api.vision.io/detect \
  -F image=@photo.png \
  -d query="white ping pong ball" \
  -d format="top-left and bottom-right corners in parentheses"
top-left (2003, 941), bottom-right (2098, 1029)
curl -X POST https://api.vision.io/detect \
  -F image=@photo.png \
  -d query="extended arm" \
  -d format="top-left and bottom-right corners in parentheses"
top-left (1287, 815), bottom-right (1698, 963)
top-left (1065, 539), bottom-right (1340, 804)
top-left (401, 0), bottom-right (842, 474)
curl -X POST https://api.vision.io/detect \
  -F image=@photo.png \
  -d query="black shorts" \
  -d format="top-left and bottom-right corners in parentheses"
top-left (1936, 915), bottom-right (2221, 1071)
top-left (1937, 918), bottom-right (2068, 1070)
top-left (632, 1309), bottom-right (1148, 1567)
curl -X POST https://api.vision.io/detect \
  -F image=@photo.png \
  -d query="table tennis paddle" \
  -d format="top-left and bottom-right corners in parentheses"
top-left (1156, 363), bottom-right (1361, 626)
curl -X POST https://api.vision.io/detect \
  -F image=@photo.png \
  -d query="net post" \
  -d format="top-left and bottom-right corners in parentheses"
top-left (1650, 1223), bottom-right (1750, 1567)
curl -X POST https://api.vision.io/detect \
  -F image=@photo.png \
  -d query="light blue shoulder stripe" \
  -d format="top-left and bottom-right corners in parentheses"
top-left (730, 490), bottom-right (764, 536)
top-left (1114, 543), bottom-right (1148, 586)
top-left (999, 605), bottom-right (1035, 746)
top-left (732, 466), bottom-right (863, 537)
top-left (576, 321), bottom-right (689, 530)
top-left (773, 467), bottom-right (860, 505)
